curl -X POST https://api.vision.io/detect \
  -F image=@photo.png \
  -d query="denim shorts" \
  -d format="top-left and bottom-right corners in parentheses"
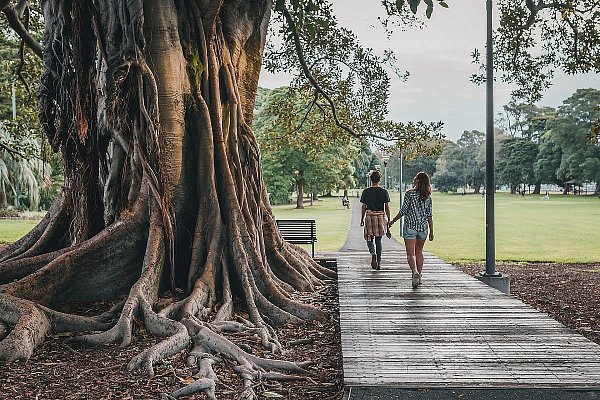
top-left (403, 225), bottom-right (428, 240)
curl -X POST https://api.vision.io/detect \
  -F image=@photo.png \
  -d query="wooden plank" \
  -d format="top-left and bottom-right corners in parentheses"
top-left (335, 249), bottom-right (600, 388)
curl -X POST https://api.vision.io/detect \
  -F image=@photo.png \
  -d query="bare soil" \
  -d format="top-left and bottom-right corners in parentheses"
top-left (456, 262), bottom-right (600, 345)
top-left (0, 283), bottom-right (343, 400)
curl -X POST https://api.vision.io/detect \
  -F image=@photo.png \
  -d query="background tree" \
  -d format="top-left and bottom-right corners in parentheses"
top-left (0, 7), bottom-right (55, 210)
top-left (498, 101), bottom-right (557, 193)
top-left (254, 86), bottom-right (358, 208)
top-left (497, 136), bottom-right (538, 194)
top-left (352, 143), bottom-right (379, 189)
top-left (0, 0), bottom-right (443, 397)
top-left (538, 89), bottom-right (600, 194)
top-left (457, 130), bottom-right (485, 194)
top-left (386, 152), bottom-right (438, 191)
top-left (482, 0), bottom-right (600, 103)
top-left (432, 142), bottom-right (468, 193)
top-left (432, 131), bottom-right (486, 194)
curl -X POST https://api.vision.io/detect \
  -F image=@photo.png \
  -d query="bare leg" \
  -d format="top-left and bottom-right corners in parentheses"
top-left (404, 238), bottom-right (417, 274)
top-left (415, 239), bottom-right (426, 275)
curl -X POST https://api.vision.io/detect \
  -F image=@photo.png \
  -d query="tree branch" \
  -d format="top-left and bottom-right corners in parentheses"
top-left (0, 141), bottom-right (28, 160)
top-left (281, 6), bottom-right (359, 139)
top-left (14, 0), bottom-right (27, 17)
top-left (1, 3), bottom-right (43, 59)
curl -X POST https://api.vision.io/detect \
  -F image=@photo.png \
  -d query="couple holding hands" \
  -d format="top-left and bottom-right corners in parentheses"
top-left (360, 170), bottom-right (434, 288)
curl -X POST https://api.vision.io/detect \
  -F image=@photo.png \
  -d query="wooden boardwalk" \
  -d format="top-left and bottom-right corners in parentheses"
top-left (331, 200), bottom-right (600, 389)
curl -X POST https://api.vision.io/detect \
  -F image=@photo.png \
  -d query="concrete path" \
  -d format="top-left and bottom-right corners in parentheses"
top-left (331, 199), bottom-right (600, 399)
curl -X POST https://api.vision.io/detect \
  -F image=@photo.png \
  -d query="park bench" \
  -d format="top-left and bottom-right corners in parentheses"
top-left (276, 219), bottom-right (317, 258)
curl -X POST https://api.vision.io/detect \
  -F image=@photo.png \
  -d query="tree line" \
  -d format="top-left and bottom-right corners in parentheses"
top-left (257, 86), bottom-right (600, 203)
top-left (386, 88), bottom-right (600, 196)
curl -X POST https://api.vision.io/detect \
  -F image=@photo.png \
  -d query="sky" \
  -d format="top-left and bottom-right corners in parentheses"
top-left (258, 1), bottom-right (600, 142)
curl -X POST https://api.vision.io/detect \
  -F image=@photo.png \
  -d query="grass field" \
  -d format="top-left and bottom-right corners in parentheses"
top-left (0, 219), bottom-right (39, 245)
top-left (2, 192), bottom-right (599, 262)
top-left (388, 191), bottom-right (600, 263)
top-left (271, 197), bottom-right (353, 253)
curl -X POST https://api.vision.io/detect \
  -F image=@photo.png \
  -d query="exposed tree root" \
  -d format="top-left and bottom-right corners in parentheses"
top-left (0, 1), bottom-right (337, 398)
top-left (0, 294), bottom-right (111, 363)
top-left (0, 192), bottom-right (68, 264)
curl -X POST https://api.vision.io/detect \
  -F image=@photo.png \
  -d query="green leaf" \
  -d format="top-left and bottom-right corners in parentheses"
top-left (426, 5), bottom-right (433, 18)
top-left (396, 0), bottom-right (405, 11)
top-left (439, 1), bottom-right (449, 7)
top-left (275, 0), bottom-right (285, 12)
top-left (423, 0), bottom-right (433, 6)
top-left (409, 0), bottom-right (421, 14)
top-left (305, 1), bottom-right (319, 12)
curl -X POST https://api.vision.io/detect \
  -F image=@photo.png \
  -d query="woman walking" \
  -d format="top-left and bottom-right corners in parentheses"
top-left (360, 170), bottom-right (390, 270)
top-left (389, 172), bottom-right (434, 288)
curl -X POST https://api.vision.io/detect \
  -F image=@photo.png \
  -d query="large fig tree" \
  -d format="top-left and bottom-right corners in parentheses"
top-left (0, 0), bottom-right (443, 397)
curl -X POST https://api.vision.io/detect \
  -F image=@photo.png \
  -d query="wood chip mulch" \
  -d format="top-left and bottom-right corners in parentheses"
top-left (0, 282), bottom-right (343, 400)
top-left (456, 262), bottom-right (600, 345)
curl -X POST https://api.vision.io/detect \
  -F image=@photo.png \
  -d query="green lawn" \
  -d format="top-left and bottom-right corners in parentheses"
top-left (0, 219), bottom-right (38, 245)
top-left (388, 191), bottom-right (600, 263)
top-left (2, 192), bottom-right (598, 263)
top-left (271, 196), bottom-right (353, 252)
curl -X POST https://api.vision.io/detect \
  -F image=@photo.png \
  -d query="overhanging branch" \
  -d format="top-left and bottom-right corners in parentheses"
top-left (0, 141), bottom-right (28, 160)
top-left (1, 2), bottom-right (43, 59)
top-left (282, 6), bottom-right (359, 139)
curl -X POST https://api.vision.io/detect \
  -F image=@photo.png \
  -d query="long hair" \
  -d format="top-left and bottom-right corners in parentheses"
top-left (415, 172), bottom-right (431, 202)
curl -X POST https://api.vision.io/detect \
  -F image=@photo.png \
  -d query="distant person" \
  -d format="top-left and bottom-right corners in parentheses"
top-left (342, 194), bottom-right (350, 209)
top-left (389, 172), bottom-right (434, 288)
top-left (360, 170), bottom-right (390, 270)
top-left (542, 191), bottom-right (550, 201)
top-left (521, 189), bottom-right (526, 199)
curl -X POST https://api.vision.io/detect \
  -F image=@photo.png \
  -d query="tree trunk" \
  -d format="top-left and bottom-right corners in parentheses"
top-left (533, 182), bottom-right (541, 194)
top-left (296, 178), bottom-right (305, 209)
top-left (0, 188), bottom-right (7, 209)
top-left (0, 1), bottom-right (333, 398)
top-left (510, 183), bottom-right (517, 194)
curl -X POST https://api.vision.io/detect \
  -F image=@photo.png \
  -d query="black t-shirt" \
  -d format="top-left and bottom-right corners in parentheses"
top-left (360, 187), bottom-right (390, 211)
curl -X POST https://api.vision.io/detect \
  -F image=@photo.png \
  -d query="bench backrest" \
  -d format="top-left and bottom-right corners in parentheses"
top-left (275, 219), bottom-right (317, 243)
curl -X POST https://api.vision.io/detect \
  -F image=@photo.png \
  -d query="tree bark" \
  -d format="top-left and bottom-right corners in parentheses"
top-left (0, 1), bottom-right (331, 397)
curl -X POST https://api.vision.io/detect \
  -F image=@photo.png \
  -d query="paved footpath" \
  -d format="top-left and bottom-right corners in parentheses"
top-left (327, 199), bottom-right (600, 399)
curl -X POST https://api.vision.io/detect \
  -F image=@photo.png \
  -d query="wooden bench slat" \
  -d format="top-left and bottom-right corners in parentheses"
top-left (276, 219), bottom-right (317, 257)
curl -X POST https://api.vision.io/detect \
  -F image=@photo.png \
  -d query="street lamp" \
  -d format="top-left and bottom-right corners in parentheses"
top-left (481, 0), bottom-right (500, 278)
top-left (381, 152), bottom-right (390, 190)
top-left (398, 150), bottom-right (403, 236)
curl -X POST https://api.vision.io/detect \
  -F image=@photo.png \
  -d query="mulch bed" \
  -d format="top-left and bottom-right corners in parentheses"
top-left (455, 262), bottom-right (600, 345)
top-left (0, 283), bottom-right (343, 400)
top-left (4, 261), bottom-right (600, 399)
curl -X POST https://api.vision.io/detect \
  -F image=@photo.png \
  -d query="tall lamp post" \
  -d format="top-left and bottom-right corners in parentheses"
top-left (12, 83), bottom-right (17, 120)
top-left (398, 150), bottom-right (403, 236)
top-left (481, 0), bottom-right (500, 278)
top-left (381, 152), bottom-right (389, 190)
